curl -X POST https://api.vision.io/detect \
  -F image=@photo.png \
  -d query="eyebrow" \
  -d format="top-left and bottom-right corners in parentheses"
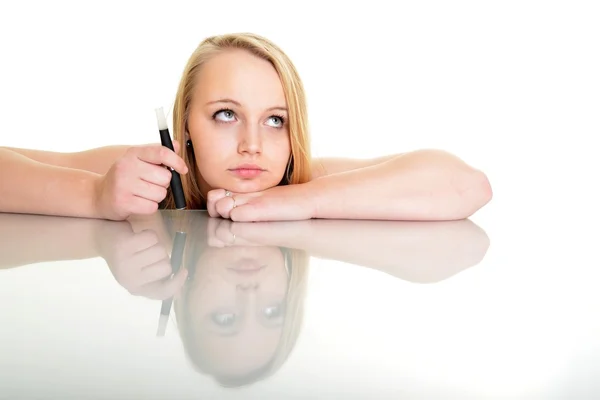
top-left (206, 98), bottom-right (288, 113)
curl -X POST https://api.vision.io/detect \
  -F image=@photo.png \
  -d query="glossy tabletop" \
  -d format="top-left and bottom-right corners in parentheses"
top-left (0, 210), bottom-right (598, 399)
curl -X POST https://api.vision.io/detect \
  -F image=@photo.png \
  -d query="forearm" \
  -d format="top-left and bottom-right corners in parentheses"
top-left (0, 148), bottom-right (101, 218)
top-left (258, 219), bottom-right (489, 282)
top-left (0, 145), bottom-right (130, 175)
top-left (0, 214), bottom-right (101, 269)
top-left (309, 149), bottom-right (492, 221)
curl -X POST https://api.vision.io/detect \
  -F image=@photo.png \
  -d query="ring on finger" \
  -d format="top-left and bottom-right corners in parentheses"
top-left (225, 190), bottom-right (232, 197)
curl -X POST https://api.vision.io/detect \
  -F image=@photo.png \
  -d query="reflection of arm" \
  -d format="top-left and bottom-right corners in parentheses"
top-left (0, 211), bottom-right (180, 276)
top-left (0, 214), bottom-right (100, 270)
top-left (234, 219), bottom-right (490, 283)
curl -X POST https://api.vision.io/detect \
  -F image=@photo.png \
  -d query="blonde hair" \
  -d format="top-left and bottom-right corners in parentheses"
top-left (176, 247), bottom-right (309, 388)
top-left (162, 32), bottom-right (312, 210)
top-left (161, 211), bottom-right (309, 387)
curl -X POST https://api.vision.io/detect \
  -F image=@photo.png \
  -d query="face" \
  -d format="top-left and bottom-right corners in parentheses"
top-left (184, 245), bottom-right (289, 377)
top-left (187, 49), bottom-right (291, 196)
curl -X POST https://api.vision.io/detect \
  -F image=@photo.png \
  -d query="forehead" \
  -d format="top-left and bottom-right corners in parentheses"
top-left (193, 49), bottom-right (286, 108)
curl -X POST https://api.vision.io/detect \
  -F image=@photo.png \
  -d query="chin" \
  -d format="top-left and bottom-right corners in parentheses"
top-left (224, 178), bottom-right (280, 193)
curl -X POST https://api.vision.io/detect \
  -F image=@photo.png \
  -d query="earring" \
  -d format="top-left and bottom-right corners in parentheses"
top-left (186, 139), bottom-right (192, 148)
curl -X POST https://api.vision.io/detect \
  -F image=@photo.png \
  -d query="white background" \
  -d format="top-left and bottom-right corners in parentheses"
top-left (1, 0), bottom-right (599, 228)
top-left (1, 1), bottom-right (599, 398)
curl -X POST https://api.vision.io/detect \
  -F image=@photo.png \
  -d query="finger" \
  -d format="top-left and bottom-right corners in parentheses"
top-left (119, 229), bottom-right (161, 254)
top-left (131, 241), bottom-right (170, 269)
top-left (206, 217), bottom-right (228, 246)
top-left (139, 164), bottom-right (173, 188)
top-left (134, 145), bottom-right (188, 175)
top-left (173, 139), bottom-right (181, 155)
top-left (135, 267), bottom-right (188, 300)
top-left (219, 195), bottom-right (251, 220)
top-left (158, 267), bottom-right (189, 298)
top-left (208, 223), bottom-right (255, 247)
top-left (207, 236), bottom-right (226, 247)
top-left (133, 258), bottom-right (173, 286)
top-left (206, 215), bottom-right (221, 236)
top-left (214, 221), bottom-right (236, 244)
top-left (223, 222), bottom-right (262, 246)
top-left (214, 196), bottom-right (234, 219)
top-left (128, 195), bottom-right (160, 216)
top-left (206, 189), bottom-right (229, 218)
top-left (230, 203), bottom-right (261, 222)
top-left (131, 179), bottom-right (168, 203)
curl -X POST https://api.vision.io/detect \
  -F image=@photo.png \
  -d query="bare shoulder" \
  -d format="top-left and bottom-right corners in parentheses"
top-left (0, 145), bottom-right (131, 175)
top-left (310, 154), bottom-right (402, 180)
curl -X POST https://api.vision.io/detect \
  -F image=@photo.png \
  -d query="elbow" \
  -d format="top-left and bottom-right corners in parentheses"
top-left (459, 170), bottom-right (493, 218)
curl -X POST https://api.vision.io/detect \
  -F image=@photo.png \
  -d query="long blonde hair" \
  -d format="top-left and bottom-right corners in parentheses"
top-left (162, 32), bottom-right (312, 210)
top-left (161, 211), bottom-right (309, 387)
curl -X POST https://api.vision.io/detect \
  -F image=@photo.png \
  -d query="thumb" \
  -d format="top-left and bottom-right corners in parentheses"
top-left (173, 139), bottom-right (182, 155)
top-left (230, 203), bottom-right (261, 222)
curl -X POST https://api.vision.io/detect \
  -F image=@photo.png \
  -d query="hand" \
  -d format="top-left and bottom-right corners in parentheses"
top-left (206, 216), bottom-right (314, 248)
top-left (206, 184), bottom-right (316, 222)
top-left (206, 217), bottom-right (263, 247)
top-left (94, 220), bottom-right (188, 300)
top-left (94, 142), bottom-right (188, 221)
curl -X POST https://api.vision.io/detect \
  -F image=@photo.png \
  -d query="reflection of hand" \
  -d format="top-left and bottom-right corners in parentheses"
top-left (207, 216), bottom-right (490, 284)
top-left (206, 217), bottom-right (256, 247)
top-left (94, 220), bottom-right (187, 299)
top-left (206, 217), bottom-right (313, 248)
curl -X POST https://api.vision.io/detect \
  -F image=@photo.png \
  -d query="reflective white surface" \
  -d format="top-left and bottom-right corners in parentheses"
top-left (1, 2), bottom-right (599, 397)
top-left (0, 209), bottom-right (598, 399)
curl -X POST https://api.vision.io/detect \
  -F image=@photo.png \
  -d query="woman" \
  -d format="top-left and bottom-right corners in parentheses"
top-left (0, 32), bottom-right (492, 222)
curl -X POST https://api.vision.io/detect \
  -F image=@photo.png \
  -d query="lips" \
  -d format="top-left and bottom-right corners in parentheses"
top-left (230, 163), bottom-right (265, 171)
top-left (228, 259), bottom-right (266, 274)
top-left (228, 163), bottom-right (266, 178)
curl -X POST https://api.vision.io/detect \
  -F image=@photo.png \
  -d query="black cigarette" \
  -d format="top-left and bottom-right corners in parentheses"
top-left (155, 107), bottom-right (186, 210)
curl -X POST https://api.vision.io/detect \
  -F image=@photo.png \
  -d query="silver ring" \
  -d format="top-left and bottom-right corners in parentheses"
top-left (232, 197), bottom-right (237, 208)
top-left (225, 190), bottom-right (232, 197)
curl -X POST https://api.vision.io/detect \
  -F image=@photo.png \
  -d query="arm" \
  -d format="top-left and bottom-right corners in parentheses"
top-left (0, 213), bottom-right (102, 270)
top-left (0, 212), bottom-right (171, 271)
top-left (310, 154), bottom-right (400, 179)
top-left (0, 145), bottom-right (130, 175)
top-left (289, 220), bottom-right (489, 283)
top-left (0, 148), bottom-right (101, 218)
top-left (212, 218), bottom-right (490, 283)
top-left (308, 149), bottom-right (492, 221)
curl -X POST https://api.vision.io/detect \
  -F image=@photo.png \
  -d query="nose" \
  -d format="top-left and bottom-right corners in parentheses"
top-left (237, 123), bottom-right (262, 155)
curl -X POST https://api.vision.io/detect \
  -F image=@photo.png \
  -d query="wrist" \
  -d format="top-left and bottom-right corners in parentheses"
top-left (303, 179), bottom-right (323, 219)
top-left (89, 174), bottom-right (105, 219)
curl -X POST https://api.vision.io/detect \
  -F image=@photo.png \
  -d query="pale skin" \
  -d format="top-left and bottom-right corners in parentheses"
top-left (0, 211), bottom-right (490, 286)
top-left (0, 49), bottom-right (492, 222)
top-left (184, 244), bottom-right (288, 378)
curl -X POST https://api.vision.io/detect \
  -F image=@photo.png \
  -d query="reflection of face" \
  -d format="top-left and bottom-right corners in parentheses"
top-left (187, 49), bottom-right (291, 196)
top-left (186, 245), bottom-right (288, 377)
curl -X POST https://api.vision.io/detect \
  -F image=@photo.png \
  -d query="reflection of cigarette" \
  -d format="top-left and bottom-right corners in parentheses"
top-left (156, 313), bottom-right (170, 337)
top-left (156, 230), bottom-right (187, 337)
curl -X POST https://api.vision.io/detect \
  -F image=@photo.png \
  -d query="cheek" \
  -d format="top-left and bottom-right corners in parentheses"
top-left (265, 134), bottom-right (292, 169)
top-left (191, 125), bottom-right (232, 168)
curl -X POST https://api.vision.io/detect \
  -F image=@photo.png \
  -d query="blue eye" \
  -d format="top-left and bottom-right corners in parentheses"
top-left (213, 109), bottom-right (236, 122)
top-left (267, 115), bottom-right (285, 128)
